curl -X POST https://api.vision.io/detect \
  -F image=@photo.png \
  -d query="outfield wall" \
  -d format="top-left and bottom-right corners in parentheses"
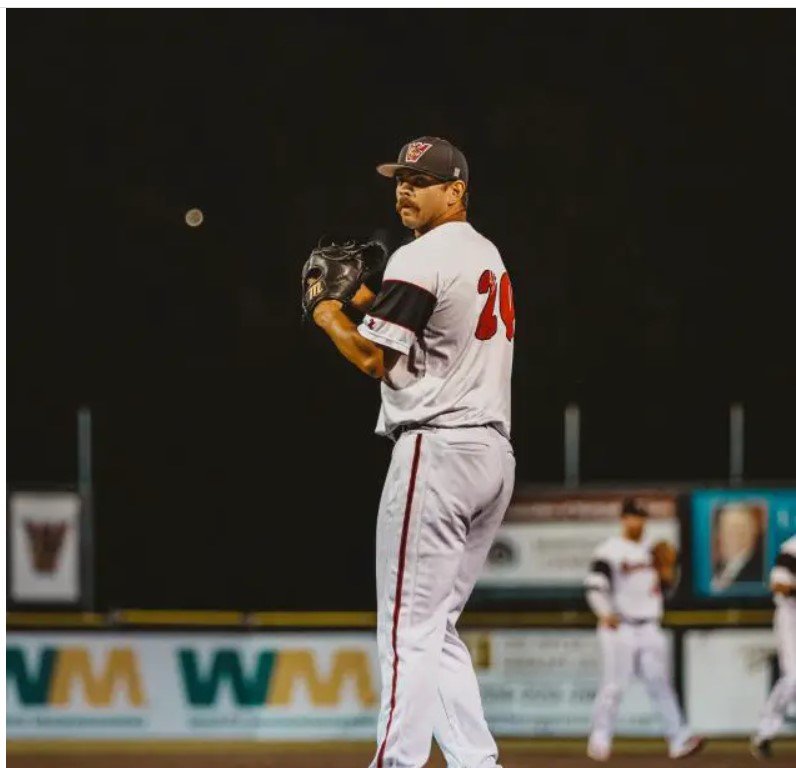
top-left (7, 627), bottom-right (795, 740)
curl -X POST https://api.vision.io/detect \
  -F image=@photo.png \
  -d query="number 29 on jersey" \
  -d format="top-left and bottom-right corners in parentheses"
top-left (475, 269), bottom-right (515, 341)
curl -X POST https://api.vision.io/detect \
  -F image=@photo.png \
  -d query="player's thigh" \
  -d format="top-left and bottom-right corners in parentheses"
top-left (637, 625), bottom-right (669, 682)
top-left (375, 434), bottom-right (426, 604)
top-left (448, 445), bottom-right (515, 621)
top-left (411, 437), bottom-right (475, 609)
top-left (598, 626), bottom-right (634, 686)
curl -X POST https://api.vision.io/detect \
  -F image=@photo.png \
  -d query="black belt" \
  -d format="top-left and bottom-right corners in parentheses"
top-left (391, 422), bottom-right (498, 441)
top-left (391, 422), bottom-right (427, 440)
top-left (621, 617), bottom-right (657, 626)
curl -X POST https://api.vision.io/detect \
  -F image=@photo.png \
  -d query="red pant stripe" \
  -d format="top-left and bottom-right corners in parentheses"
top-left (377, 433), bottom-right (423, 768)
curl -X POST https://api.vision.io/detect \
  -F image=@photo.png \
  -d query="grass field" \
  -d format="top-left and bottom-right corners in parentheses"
top-left (8, 739), bottom-right (796, 767)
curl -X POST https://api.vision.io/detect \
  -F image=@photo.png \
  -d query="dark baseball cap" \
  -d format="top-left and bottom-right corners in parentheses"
top-left (621, 498), bottom-right (649, 518)
top-left (377, 136), bottom-right (469, 184)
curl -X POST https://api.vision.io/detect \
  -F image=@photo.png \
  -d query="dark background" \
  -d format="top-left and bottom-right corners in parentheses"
top-left (7, 10), bottom-right (796, 612)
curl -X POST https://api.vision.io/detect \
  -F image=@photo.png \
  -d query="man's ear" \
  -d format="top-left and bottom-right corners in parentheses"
top-left (446, 180), bottom-right (467, 207)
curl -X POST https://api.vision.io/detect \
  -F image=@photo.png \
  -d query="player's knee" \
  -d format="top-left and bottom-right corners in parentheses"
top-left (599, 682), bottom-right (624, 705)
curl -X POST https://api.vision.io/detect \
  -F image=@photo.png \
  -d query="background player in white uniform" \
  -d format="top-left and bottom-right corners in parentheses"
top-left (751, 534), bottom-right (796, 759)
top-left (309, 137), bottom-right (515, 768)
top-left (583, 499), bottom-right (704, 761)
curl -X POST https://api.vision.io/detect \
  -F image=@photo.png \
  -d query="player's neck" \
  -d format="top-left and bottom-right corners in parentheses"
top-left (414, 208), bottom-right (467, 238)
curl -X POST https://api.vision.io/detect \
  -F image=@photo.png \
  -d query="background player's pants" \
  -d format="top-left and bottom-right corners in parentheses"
top-left (589, 622), bottom-right (692, 755)
top-left (756, 604), bottom-right (796, 741)
top-left (370, 425), bottom-right (515, 768)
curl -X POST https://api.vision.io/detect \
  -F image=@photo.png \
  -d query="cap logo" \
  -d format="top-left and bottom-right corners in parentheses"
top-left (405, 141), bottom-right (432, 163)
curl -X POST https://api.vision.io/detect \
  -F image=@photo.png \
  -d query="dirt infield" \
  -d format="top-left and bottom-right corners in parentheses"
top-left (8, 740), bottom-right (796, 768)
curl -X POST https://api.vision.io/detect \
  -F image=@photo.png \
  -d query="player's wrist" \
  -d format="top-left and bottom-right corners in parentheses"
top-left (312, 299), bottom-right (343, 326)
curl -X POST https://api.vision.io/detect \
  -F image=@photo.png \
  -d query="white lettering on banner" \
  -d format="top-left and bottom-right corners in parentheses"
top-left (685, 630), bottom-right (796, 735)
top-left (464, 630), bottom-right (668, 735)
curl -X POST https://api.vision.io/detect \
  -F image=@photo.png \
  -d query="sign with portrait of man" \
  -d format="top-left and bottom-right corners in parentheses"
top-left (692, 490), bottom-right (796, 599)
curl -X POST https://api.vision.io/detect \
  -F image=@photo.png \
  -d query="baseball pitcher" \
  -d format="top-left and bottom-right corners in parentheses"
top-left (302, 136), bottom-right (515, 768)
top-left (583, 499), bottom-right (704, 761)
top-left (751, 534), bottom-right (796, 759)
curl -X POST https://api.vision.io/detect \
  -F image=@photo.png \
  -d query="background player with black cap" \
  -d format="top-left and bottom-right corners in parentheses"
top-left (583, 499), bottom-right (704, 761)
top-left (303, 137), bottom-right (515, 767)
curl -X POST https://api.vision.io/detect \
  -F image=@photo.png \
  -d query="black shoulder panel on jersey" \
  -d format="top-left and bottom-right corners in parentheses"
top-left (590, 559), bottom-right (613, 586)
top-left (367, 279), bottom-right (437, 335)
top-left (775, 551), bottom-right (796, 575)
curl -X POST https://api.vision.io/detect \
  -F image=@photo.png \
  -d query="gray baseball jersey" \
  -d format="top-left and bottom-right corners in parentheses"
top-left (358, 221), bottom-right (513, 439)
top-left (584, 536), bottom-right (664, 621)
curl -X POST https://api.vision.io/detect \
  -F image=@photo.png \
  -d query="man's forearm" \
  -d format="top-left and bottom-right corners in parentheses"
top-left (585, 588), bottom-right (614, 619)
top-left (313, 300), bottom-right (385, 379)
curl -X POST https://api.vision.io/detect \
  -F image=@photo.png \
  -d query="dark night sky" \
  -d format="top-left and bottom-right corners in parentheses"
top-left (7, 10), bottom-right (796, 610)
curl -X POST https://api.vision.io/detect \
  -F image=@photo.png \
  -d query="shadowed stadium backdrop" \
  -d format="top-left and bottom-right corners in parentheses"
top-left (7, 10), bottom-right (796, 612)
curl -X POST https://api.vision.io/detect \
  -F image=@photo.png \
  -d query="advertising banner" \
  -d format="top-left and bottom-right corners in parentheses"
top-left (691, 489), bottom-right (796, 599)
top-left (6, 633), bottom-right (379, 740)
top-left (476, 490), bottom-right (679, 598)
top-left (7, 630), bottom-right (671, 740)
top-left (8, 492), bottom-right (82, 604)
top-left (684, 629), bottom-right (796, 735)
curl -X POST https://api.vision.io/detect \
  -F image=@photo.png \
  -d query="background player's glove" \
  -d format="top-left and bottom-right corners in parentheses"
top-left (651, 540), bottom-right (677, 570)
top-left (301, 238), bottom-right (387, 320)
top-left (651, 540), bottom-right (678, 587)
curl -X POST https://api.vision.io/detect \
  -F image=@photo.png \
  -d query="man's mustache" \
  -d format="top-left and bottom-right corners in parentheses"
top-left (396, 198), bottom-right (418, 213)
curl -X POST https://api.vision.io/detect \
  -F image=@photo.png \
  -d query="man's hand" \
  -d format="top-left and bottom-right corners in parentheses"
top-left (312, 298), bottom-right (343, 326)
top-left (301, 239), bottom-right (386, 320)
top-left (311, 285), bottom-right (374, 327)
top-left (600, 614), bottom-right (621, 630)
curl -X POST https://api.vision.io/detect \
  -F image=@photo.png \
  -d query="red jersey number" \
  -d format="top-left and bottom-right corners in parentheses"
top-left (475, 269), bottom-right (515, 341)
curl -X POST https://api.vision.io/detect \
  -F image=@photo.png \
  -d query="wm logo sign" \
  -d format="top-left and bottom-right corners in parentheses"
top-left (7, 646), bottom-right (146, 707)
top-left (178, 648), bottom-right (376, 707)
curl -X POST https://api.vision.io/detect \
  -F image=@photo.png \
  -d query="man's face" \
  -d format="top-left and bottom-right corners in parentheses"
top-left (717, 506), bottom-right (757, 560)
top-left (394, 170), bottom-right (456, 232)
top-left (621, 514), bottom-right (646, 541)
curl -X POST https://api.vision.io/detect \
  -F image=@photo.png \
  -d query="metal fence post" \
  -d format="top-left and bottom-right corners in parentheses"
top-left (78, 406), bottom-right (95, 610)
top-left (729, 402), bottom-right (744, 486)
top-left (564, 402), bottom-right (581, 487)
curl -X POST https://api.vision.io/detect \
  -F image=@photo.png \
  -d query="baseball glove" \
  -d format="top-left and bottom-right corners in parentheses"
top-left (301, 238), bottom-right (387, 320)
top-left (651, 540), bottom-right (678, 572)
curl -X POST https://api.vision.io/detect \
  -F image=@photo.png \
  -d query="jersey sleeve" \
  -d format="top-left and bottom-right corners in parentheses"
top-left (584, 545), bottom-right (615, 618)
top-left (358, 247), bottom-right (438, 355)
top-left (584, 546), bottom-right (613, 594)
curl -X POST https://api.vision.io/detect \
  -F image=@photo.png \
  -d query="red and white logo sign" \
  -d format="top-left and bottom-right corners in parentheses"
top-left (404, 141), bottom-right (432, 163)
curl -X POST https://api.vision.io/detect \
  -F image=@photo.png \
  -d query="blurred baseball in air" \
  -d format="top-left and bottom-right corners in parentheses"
top-left (185, 208), bottom-right (204, 227)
